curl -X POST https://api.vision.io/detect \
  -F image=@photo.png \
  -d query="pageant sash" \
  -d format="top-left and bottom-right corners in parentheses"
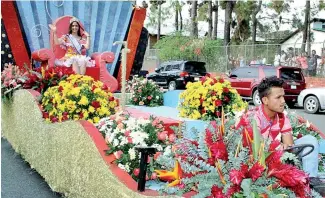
top-left (67, 34), bottom-right (82, 55)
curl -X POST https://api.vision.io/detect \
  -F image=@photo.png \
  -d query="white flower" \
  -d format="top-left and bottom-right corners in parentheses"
top-left (164, 145), bottom-right (172, 156)
top-left (113, 139), bottom-right (120, 147)
top-left (156, 96), bottom-right (160, 99)
top-left (124, 163), bottom-right (130, 172)
top-left (128, 148), bottom-right (136, 160)
top-left (119, 136), bottom-right (128, 146)
top-left (152, 144), bottom-right (163, 151)
top-left (306, 120), bottom-right (311, 128)
top-left (118, 164), bottom-right (126, 171)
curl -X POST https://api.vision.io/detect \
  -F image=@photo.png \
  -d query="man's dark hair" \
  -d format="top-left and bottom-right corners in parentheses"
top-left (258, 76), bottom-right (284, 101)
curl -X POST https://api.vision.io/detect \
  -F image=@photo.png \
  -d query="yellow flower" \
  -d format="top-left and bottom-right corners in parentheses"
top-left (88, 106), bottom-right (95, 113)
top-left (93, 117), bottom-right (100, 123)
top-left (78, 96), bottom-right (89, 105)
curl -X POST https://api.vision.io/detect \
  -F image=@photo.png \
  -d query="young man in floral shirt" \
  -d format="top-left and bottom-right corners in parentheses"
top-left (237, 76), bottom-right (320, 182)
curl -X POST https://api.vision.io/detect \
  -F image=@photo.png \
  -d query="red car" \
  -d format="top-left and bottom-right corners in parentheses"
top-left (228, 66), bottom-right (306, 106)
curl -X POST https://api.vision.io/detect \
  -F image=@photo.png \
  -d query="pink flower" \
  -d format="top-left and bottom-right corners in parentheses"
top-left (124, 130), bottom-right (130, 136)
top-left (147, 95), bottom-right (152, 100)
top-left (114, 150), bottom-right (123, 159)
top-left (168, 134), bottom-right (176, 143)
top-left (138, 89), bottom-right (142, 93)
top-left (117, 123), bottom-right (124, 130)
top-left (230, 169), bottom-right (245, 185)
top-left (152, 119), bottom-right (159, 126)
top-left (158, 132), bottom-right (167, 141)
top-left (133, 168), bottom-right (140, 177)
top-left (127, 137), bottom-right (133, 143)
top-left (133, 97), bottom-right (138, 102)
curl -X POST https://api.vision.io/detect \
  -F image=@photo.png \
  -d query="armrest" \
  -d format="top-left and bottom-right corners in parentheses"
top-left (31, 49), bottom-right (55, 67)
top-left (91, 51), bottom-right (118, 92)
top-left (91, 52), bottom-right (115, 63)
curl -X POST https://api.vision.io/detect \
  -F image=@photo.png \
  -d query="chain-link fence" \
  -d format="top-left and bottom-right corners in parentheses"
top-left (143, 41), bottom-right (325, 77)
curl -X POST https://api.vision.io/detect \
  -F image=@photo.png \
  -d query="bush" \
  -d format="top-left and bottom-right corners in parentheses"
top-left (41, 74), bottom-right (118, 123)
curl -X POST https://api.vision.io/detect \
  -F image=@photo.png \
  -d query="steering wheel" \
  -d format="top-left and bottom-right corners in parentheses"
top-left (284, 144), bottom-right (314, 159)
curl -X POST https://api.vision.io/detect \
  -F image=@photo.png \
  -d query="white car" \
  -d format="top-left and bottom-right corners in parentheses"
top-left (297, 87), bottom-right (325, 114)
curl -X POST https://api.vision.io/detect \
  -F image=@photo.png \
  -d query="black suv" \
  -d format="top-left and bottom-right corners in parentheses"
top-left (147, 61), bottom-right (208, 90)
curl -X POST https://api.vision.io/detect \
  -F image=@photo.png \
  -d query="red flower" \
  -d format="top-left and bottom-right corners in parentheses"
top-left (226, 185), bottom-right (241, 197)
top-left (109, 96), bottom-right (115, 101)
top-left (248, 162), bottom-right (264, 181)
top-left (240, 164), bottom-right (249, 177)
top-left (210, 141), bottom-right (228, 161)
top-left (50, 116), bottom-right (58, 123)
top-left (92, 85), bottom-right (97, 91)
top-left (266, 150), bottom-right (283, 167)
top-left (297, 133), bottom-right (303, 139)
top-left (58, 86), bottom-right (64, 92)
top-left (102, 84), bottom-right (108, 91)
top-left (219, 78), bottom-right (224, 83)
top-left (210, 185), bottom-right (224, 198)
top-left (230, 169), bottom-right (245, 185)
top-left (201, 109), bottom-right (206, 114)
top-left (63, 112), bottom-right (69, 116)
top-left (215, 100), bottom-right (222, 106)
top-left (200, 98), bottom-right (204, 104)
top-left (79, 112), bottom-right (84, 119)
top-left (91, 101), bottom-right (101, 109)
top-left (215, 111), bottom-right (221, 117)
top-left (211, 91), bottom-right (216, 96)
top-left (223, 96), bottom-right (230, 102)
top-left (223, 87), bottom-right (229, 93)
top-left (200, 76), bottom-right (207, 83)
top-left (42, 111), bottom-right (49, 119)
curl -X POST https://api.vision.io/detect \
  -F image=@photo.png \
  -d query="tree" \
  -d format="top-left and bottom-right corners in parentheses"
top-left (301, 0), bottom-right (310, 53)
top-left (251, 0), bottom-right (262, 45)
top-left (190, 0), bottom-right (198, 38)
top-left (212, 0), bottom-right (219, 40)
top-left (171, 0), bottom-right (185, 32)
top-left (148, 0), bottom-right (167, 40)
top-left (221, 1), bottom-right (236, 46)
top-left (232, 1), bottom-right (254, 44)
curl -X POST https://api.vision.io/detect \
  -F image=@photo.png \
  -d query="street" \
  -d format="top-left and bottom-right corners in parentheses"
top-left (1, 108), bottom-right (324, 198)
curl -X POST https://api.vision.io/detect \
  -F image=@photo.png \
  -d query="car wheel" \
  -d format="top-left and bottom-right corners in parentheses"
top-left (252, 90), bottom-right (262, 106)
top-left (168, 81), bottom-right (177, 91)
top-left (303, 96), bottom-right (319, 114)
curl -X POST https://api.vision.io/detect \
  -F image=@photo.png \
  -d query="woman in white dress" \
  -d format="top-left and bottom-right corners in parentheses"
top-left (49, 17), bottom-right (95, 75)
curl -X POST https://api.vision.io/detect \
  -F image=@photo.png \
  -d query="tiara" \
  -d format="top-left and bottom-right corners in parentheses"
top-left (70, 17), bottom-right (79, 24)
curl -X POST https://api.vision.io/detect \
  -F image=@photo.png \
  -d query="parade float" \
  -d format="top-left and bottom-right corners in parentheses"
top-left (2, 1), bottom-right (325, 197)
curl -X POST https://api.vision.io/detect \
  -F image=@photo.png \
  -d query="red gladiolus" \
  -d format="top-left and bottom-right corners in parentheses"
top-left (223, 87), bottom-right (229, 93)
top-left (91, 101), bottom-right (101, 109)
top-left (248, 162), bottom-right (265, 181)
top-left (215, 100), bottom-right (222, 106)
top-left (230, 169), bottom-right (245, 185)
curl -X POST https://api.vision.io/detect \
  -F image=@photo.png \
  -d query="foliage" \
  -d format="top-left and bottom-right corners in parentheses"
top-left (23, 66), bottom-right (75, 94)
top-left (155, 119), bottom-right (320, 197)
top-left (154, 35), bottom-right (226, 72)
top-left (288, 111), bottom-right (325, 172)
top-left (1, 63), bottom-right (27, 101)
top-left (96, 112), bottom-right (174, 181)
top-left (147, 0), bottom-right (170, 31)
top-left (126, 76), bottom-right (163, 107)
top-left (178, 77), bottom-right (247, 120)
top-left (41, 74), bottom-right (117, 123)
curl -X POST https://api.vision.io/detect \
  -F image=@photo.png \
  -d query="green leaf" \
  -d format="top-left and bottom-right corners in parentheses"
top-left (252, 119), bottom-right (261, 161)
top-left (241, 178), bottom-right (253, 197)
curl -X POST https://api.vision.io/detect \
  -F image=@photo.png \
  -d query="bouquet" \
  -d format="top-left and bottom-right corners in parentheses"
top-left (96, 112), bottom-right (175, 181)
top-left (154, 117), bottom-right (321, 197)
top-left (23, 66), bottom-right (75, 94)
top-left (178, 77), bottom-right (247, 120)
top-left (126, 75), bottom-right (163, 107)
top-left (41, 74), bottom-right (118, 123)
top-left (1, 63), bottom-right (27, 100)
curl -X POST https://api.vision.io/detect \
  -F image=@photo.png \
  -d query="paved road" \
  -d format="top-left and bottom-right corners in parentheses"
top-left (1, 108), bottom-right (324, 198)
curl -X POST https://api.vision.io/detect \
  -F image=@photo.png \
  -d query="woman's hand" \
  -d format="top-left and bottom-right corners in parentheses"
top-left (84, 31), bottom-right (90, 38)
top-left (49, 24), bottom-right (56, 32)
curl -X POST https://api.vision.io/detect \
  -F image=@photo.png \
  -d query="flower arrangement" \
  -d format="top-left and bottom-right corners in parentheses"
top-left (126, 76), bottom-right (163, 107)
top-left (41, 74), bottom-right (118, 123)
top-left (154, 118), bottom-right (321, 197)
top-left (1, 63), bottom-right (27, 100)
top-left (96, 112), bottom-right (174, 181)
top-left (178, 77), bottom-right (247, 120)
top-left (23, 66), bottom-right (75, 94)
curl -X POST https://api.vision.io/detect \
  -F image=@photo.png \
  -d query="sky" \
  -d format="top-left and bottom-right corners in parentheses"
top-left (137, 0), bottom-right (325, 39)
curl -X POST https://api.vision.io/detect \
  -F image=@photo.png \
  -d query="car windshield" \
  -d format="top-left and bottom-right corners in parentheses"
top-left (184, 62), bottom-right (206, 73)
top-left (280, 68), bottom-right (303, 81)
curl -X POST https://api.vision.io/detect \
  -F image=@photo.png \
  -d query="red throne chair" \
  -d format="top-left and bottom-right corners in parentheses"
top-left (31, 16), bottom-right (118, 92)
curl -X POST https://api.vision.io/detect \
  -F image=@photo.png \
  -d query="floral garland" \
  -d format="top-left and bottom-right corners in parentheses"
top-left (178, 77), bottom-right (247, 120)
top-left (96, 112), bottom-right (174, 181)
top-left (154, 118), bottom-right (321, 198)
top-left (41, 74), bottom-right (117, 123)
top-left (126, 76), bottom-right (164, 107)
top-left (1, 63), bottom-right (27, 100)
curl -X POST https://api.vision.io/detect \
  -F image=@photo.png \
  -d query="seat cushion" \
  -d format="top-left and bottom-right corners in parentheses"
top-left (56, 66), bottom-right (100, 81)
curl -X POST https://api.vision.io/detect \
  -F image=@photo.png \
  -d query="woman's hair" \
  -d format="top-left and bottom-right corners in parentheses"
top-left (68, 21), bottom-right (82, 37)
